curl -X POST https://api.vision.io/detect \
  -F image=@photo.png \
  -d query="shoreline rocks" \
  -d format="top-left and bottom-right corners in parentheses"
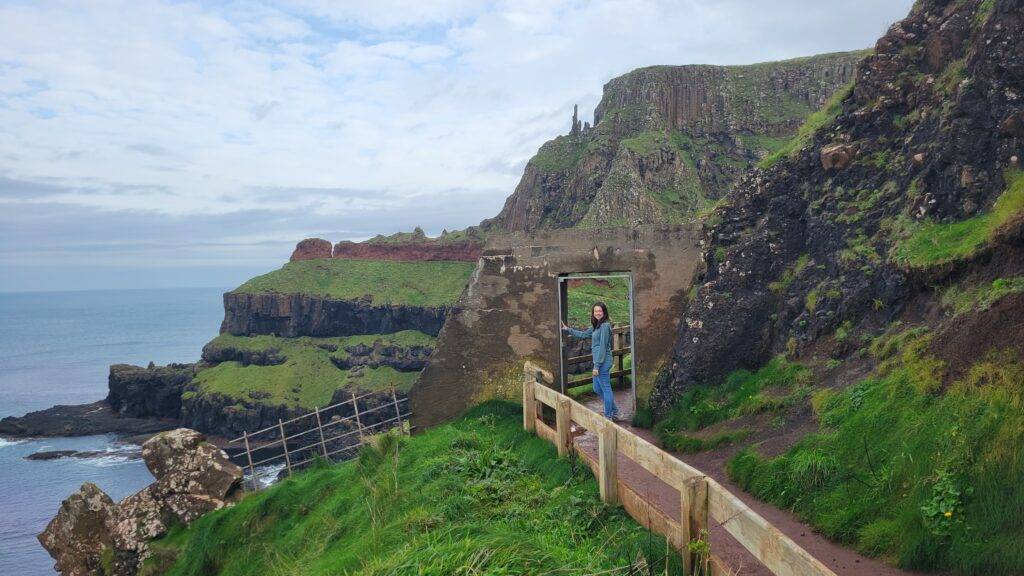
top-left (39, 429), bottom-right (243, 576)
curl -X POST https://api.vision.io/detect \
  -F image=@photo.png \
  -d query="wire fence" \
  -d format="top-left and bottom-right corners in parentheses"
top-left (228, 387), bottom-right (411, 490)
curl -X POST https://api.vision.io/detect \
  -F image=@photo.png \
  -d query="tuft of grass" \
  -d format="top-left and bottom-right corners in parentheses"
top-left (233, 259), bottom-right (475, 307)
top-left (654, 356), bottom-right (810, 450)
top-left (759, 80), bottom-right (853, 169)
top-left (192, 332), bottom-right (433, 408)
top-left (891, 168), bottom-right (1024, 268)
top-left (941, 276), bottom-right (1024, 316)
top-left (153, 401), bottom-right (681, 576)
top-left (727, 330), bottom-right (1024, 575)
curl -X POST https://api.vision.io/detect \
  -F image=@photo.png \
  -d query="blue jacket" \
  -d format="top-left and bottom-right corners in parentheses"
top-left (565, 322), bottom-right (613, 367)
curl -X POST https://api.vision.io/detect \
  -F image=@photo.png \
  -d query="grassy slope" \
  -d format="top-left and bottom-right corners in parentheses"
top-left (723, 330), bottom-right (1024, 575)
top-left (892, 168), bottom-right (1024, 268)
top-left (566, 277), bottom-right (631, 327)
top-left (147, 402), bottom-right (680, 576)
top-left (191, 332), bottom-right (434, 408)
top-left (233, 259), bottom-right (475, 307)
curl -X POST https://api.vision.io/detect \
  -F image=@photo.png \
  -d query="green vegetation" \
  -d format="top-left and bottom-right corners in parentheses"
top-left (728, 330), bottom-right (1024, 575)
top-left (365, 226), bottom-right (484, 245)
top-left (150, 402), bottom-right (680, 576)
top-left (759, 80), bottom-right (854, 169)
top-left (233, 259), bottom-right (474, 307)
top-left (738, 133), bottom-right (791, 156)
top-left (768, 254), bottom-right (811, 294)
top-left (565, 276), bottom-right (631, 328)
top-left (192, 332), bottom-right (433, 408)
top-left (941, 276), bottom-right (1024, 316)
top-left (620, 130), bottom-right (667, 156)
top-left (654, 356), bottom-right (811, 452)
top-left (891, 168), bottom-right (1024, 268)
top-left (531, 135), bottom-right (586, 173)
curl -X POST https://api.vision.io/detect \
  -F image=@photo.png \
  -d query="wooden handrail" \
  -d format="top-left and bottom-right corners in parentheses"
top-left (523, 376), bottom-right (837, 576)
top-left (566, 347), bottom-right (631, 364)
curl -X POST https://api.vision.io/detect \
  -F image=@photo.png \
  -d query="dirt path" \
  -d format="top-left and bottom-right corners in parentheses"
top-left (574, 390), bottom-right (929, 576)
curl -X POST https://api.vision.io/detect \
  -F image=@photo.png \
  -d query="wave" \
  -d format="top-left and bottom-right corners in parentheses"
top-left (0, 438), bottom-right (25, 448)
top-left (251, 464), bottom-right (286, 489)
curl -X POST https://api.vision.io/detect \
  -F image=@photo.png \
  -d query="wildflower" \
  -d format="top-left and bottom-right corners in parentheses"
top-left (944, 511), bottom-right (953, 518)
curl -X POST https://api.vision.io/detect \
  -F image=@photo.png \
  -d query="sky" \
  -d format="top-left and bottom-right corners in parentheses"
top-left (0, 0), bottom-right (914, 292)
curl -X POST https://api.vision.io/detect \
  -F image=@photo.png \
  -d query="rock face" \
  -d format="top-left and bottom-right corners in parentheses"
top-left (651, 0), bottom-right (1024, 413)
top-left (331, 341), bottom-right (433, 371)
top-left (0, 401), bottom-right (178, 438)
top-left (38, 483), bottom-right (115, 576)
top-left (289, 237), bottom-right (333, 261)
top-left (220, 292), bottom-right (449, 338)
top-left (483, 51), bottom-right (864, 232)
top-left (107, 363), bottom-right (195, 419)
top-left (39, 429), bottom-right (243, 576)
top-left (332, 239), bottom-right (483, 262)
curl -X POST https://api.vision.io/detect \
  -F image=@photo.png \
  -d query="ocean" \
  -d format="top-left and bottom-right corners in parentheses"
top-left (0, 288), bottom-right (226, 575)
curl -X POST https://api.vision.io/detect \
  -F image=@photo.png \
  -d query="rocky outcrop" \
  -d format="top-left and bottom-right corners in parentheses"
top-left (38, 483), bottom-right (115, 576)
top-left (332, 239), bottom-right (483, 262)
top-left (0, 401), bottom-right (178, 438)
top-left (107, 363), bottom-right (196, 419)
top-left (651, 0), bottom-right (1024, 413)
top-left (220, 292), bottom-right (449, 338)
top-left (484, 51), bottom-right (865, 232)
top-left (289, 237), bottom-right (333, 261)
top-left (39, 429), bottom-right (243, 576)
top-left (200, 341), bottom-right (285, 366)
top-left (330, 341), bottom-right (433, 371)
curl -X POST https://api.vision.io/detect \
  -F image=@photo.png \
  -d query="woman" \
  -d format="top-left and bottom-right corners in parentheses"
top-left (561, 301), bottom-right (620, 421)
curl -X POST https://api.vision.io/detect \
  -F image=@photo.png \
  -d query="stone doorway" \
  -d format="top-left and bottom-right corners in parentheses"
top-left (558, 272), bottom-right (637, 418)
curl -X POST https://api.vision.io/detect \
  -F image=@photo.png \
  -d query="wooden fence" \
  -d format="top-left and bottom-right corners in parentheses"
top-left (228, 387), bottom-right (411, 490)
top-left (565, 324), bottom-right (632, 387)
top-left (523, 372), bottom-right (836, 576)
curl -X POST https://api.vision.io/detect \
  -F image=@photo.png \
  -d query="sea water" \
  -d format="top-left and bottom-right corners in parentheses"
top-left (0, 288), bottom-right (225, 575)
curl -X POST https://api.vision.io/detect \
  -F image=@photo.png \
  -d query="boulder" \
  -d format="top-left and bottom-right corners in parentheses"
top-left (40, 429), bottom-right (244, 576)
top-left (290, 237), bottom-right (333, 261)
top-left (38, 483), bottom-right (115, 576)
top-left (820, 143), bottom-right (858, 170)
top-left (143, 428), bottom-right (243, 503)
top-left (999, 111), bottom-right (1024, 138)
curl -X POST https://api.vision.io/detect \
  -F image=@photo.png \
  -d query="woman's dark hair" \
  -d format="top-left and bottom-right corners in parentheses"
top-left (591, 301), bottom-right (610, 329)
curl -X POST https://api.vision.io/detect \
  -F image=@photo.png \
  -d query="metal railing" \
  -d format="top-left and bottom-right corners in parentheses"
top-left (228, 387), bottom-right (411, 490)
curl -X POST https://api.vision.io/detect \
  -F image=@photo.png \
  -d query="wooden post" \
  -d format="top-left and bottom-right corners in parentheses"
top-left (314, 406), bottom-right (329, 459)
top-left (523, 378), bottom-right (536, 432)
top-left (390, 387), bottom-right (405, 435)
top-left (278, 419), bottom-right (292, 476)
top-left (681, 476), bottom-right (709, 574)
top-left (598, 422), bottom-right (619, 505)
top-left (242, 431), bottom-right (257, 491)
top-left (614, 330), bottom-right (625, 389)
top-left (351, 392), bottom-right (365, 440)
top-left (555, 396), bottom-right (571, 457)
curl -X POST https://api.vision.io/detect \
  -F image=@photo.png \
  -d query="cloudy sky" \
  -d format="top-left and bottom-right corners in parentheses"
top-left (0, 0), bottom-right (913, 292)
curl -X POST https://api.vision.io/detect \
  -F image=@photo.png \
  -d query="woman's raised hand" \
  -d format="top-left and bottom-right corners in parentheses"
top-left (560, 321), bottom-right (568, 330)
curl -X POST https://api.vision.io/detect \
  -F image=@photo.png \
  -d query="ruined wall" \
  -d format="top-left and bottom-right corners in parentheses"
top-left (410, 225), bottom-right (702, 429)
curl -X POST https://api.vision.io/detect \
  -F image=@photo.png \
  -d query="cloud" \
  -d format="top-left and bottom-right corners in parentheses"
top-left (0, 0), bottom-right (916, 290)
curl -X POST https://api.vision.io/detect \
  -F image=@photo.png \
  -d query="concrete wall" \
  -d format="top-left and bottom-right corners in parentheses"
top-left (409, 225), bottom-right (702, 430)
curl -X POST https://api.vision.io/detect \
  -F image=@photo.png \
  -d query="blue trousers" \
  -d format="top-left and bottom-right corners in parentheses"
top-left (592, 360), bottom-right (618, 418)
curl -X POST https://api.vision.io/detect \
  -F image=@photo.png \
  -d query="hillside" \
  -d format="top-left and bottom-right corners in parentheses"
top-left (647, 0), bottom-right (1024, 573)
top-left (141, 402), bottom-right (680, 576)
top-left (483, 51), bottom-right (865, 231)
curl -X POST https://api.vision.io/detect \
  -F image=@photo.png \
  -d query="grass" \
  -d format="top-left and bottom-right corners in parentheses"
top-left (758, 80), bottom-right (853, 169)
top-left (232, 259), bottom-right (475, 307)
top-left (891, 168), bottom-right (1024, 268)
top-left (738, 133), bottom-right (791, 156)
top-left (148, 401), bottom-right (681, 576)
top-left (565, 276), bottom-right (632, 328)
top-left (727, 329), bottom-right (1024, 575)
top-left (530, 134), bottom-right (586, 173)
top-left (191, 332), bottom-right (434, 408)
top-left (941, 277), bottom-right (1024, 316)
top-left (620, 130), bottom-right (667, 156)
top-left (654, 356), bottom-right (811, 452)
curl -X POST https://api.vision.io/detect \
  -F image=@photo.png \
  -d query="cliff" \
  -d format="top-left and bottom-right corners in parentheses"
top-left (483, 51), bottom-right (865, 232)
top-left (220, 292), bottom-right (449, 337)
top-left (646, 0), bottom-right (1024, 572)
